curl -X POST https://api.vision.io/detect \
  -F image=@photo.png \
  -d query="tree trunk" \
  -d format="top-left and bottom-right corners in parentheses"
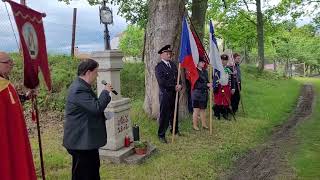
top-left (191, 0), bottom-right (208, 42)
top-left (143, 0), bottom-right (186, 119)
top-left (284, 59), bottom-right (289, 77)
top-left (310, 65), bottom-right (314, 75)
top-left (256, 0), bottom-right (264, 72)
top-left (244, 45), bottom-right (249, 64)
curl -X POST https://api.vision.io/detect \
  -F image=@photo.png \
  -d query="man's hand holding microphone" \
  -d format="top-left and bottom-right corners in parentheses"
top-left (101, 80), bottom-right (118, 95)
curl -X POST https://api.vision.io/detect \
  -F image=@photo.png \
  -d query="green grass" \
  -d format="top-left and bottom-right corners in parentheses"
top-left (28, 65), bottom-right (303, 179)
top-left (289, 78), bottom-right (320, 179)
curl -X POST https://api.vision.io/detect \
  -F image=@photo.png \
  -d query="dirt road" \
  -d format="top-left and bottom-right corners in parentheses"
top-left (223, 84), bottom-right (314, 180)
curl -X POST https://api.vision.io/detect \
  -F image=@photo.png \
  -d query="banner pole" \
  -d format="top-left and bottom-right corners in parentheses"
top-left (33, 95), bottom-right (46, 180)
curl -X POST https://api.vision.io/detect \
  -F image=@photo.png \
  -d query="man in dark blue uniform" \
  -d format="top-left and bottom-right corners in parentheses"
top-left (155, 45), bottom-right (182, 143)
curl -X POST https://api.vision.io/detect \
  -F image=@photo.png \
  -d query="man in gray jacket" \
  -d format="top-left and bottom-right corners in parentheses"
top-left (63, 59), bottom-right (112, 180)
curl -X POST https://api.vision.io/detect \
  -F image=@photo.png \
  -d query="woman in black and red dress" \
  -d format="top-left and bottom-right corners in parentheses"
top-left (213, 54), bottom-right (235, 120)
top-left (192, 58), bottom-right (211, 130)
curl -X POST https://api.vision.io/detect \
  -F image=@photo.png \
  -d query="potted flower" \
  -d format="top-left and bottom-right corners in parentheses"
top-left (134, 141), bottom-right (148, 155)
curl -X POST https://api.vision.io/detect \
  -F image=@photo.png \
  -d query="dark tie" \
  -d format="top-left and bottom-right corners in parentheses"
top-left (167, 63), bottom-right (171, 68)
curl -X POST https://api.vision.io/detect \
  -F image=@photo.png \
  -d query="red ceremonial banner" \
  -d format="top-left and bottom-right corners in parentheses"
top-left (7, 0), bottom-right (52, 90)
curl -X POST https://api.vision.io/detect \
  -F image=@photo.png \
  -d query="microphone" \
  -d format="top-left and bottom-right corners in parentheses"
top-left (101, 80), bottom-right (118, 95)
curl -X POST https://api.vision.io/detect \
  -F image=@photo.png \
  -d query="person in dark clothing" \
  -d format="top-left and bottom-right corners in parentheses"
top-left (186, 78), bottom-right (194, 114)
top-left (155, 45), bottom-right (182, 143)
top-left (63, 59), bottom-right (113, 180)
top-left (213, 54), bottom-right (235, 120)
top-left (231, 53), bottom-right (242, 113)
top-left (192, 58), bottom-right (211, 130)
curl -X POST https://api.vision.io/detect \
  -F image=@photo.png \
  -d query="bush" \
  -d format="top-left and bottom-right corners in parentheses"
top-left (9, 54), bottom-right (145, 111)
top-left (120, 62), bottom-right (145, 100)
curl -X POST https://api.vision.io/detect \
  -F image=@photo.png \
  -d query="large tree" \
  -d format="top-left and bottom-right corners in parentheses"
top-left (256, 0), bottom-right (264, 72)
top-left (191, 0), bottom-right (209, 42)
top-left (60, 0), bottom-right (211, 119)
top-left (143, 0), bottom-right (186, 118)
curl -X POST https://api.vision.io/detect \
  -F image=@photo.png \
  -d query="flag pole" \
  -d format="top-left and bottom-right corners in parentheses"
top-left (32, 94), bottom-right (46, 180)
top-left (209, 65), bottom-right (213, 135)
top-left (187, 15), bottom-right (210, 62)
top-left (187, 16), bottom-right (213, 133)
top-left (171, 63), bottom-right (181, 143)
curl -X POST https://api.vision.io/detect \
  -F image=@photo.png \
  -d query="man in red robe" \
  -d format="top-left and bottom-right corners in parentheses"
top-left (0, 52), bottom-right (37, 180)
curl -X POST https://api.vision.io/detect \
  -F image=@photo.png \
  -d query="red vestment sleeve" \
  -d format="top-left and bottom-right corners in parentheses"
top-left (0, 83), bottom-right (37, 180)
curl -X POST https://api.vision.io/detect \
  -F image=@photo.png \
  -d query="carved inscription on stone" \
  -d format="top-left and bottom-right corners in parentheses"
top-left (117, 115), bottom-right (129, 134)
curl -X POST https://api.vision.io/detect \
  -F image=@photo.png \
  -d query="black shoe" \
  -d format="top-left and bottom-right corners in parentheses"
top-left (176, 132), bottom-right (183, 136)
top-left (222, 114), bottom-right (230, 120)
top-left (159, 137), bottom-right (168, 144)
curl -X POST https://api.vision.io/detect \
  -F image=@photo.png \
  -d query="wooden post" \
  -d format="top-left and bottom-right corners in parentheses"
top-left (32, 96), bottom-right (46, 180)
top-left (71, 8), bottom-right (77, 57)
top-left (171, 64), bottom-right (181, 143)
top-left (18, 0), bottom-right (26, 53)
top-left (20, 1), bottom-right (46, 179)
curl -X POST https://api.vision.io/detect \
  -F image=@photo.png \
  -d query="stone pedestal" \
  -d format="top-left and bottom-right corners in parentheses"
top-left (91, 50), bottom-right (133, 152)
top-left (91, 50), bottom-right (156, 164)
top-left (102, 98), bottom-right (132, 150)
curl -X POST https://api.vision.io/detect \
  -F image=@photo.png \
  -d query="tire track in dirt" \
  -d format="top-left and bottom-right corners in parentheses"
top-left (223, 84), bottom-right (314, 180)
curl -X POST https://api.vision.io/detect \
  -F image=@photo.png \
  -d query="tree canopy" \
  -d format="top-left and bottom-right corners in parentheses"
top-left (119, 25), bottom-right (144, 57)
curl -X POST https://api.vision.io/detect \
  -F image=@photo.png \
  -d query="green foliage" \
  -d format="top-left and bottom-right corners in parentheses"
top-left (9, 54), bottom-right (145, 111)
top-left (133, 141), bottom-right (147, 148)
top-left (120, 62), bottom-right (145, 100)
top-left (206, 0), bottom-right (274, 62)
top-left (277, 0), bottom-right (320, 28)
top-left (207, 0), bottom-right (320, 71)
top-left (9, 54), bottom-right (77, 111)
top-left (119, 25), bottom-right (145, 57)
top-left (41, 55), bottom-right (78, 111)
top-left (268, 24), bottom-right (320, 65)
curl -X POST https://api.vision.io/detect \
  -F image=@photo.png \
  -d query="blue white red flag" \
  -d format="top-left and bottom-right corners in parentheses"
top-left (179, 16), bottom-right (199, 90)
top-left (209, 20), bottom-right (227, 87)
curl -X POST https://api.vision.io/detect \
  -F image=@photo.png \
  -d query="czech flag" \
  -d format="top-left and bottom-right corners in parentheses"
top-left (179, 16), bottom-right (199, 90)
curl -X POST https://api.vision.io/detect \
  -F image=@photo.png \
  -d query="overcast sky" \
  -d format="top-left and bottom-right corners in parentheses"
top-left (0, 0), bottom-right (313, 54)
top-left (0, 0), bottom-right (127, 54)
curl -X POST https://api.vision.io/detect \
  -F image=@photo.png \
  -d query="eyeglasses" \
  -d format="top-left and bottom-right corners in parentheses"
top-left (0, 59), bottom-right (13, 64)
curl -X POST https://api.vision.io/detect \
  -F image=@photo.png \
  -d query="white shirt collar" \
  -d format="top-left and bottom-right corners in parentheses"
top-left (161, 59), bottom-right (170, 66)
